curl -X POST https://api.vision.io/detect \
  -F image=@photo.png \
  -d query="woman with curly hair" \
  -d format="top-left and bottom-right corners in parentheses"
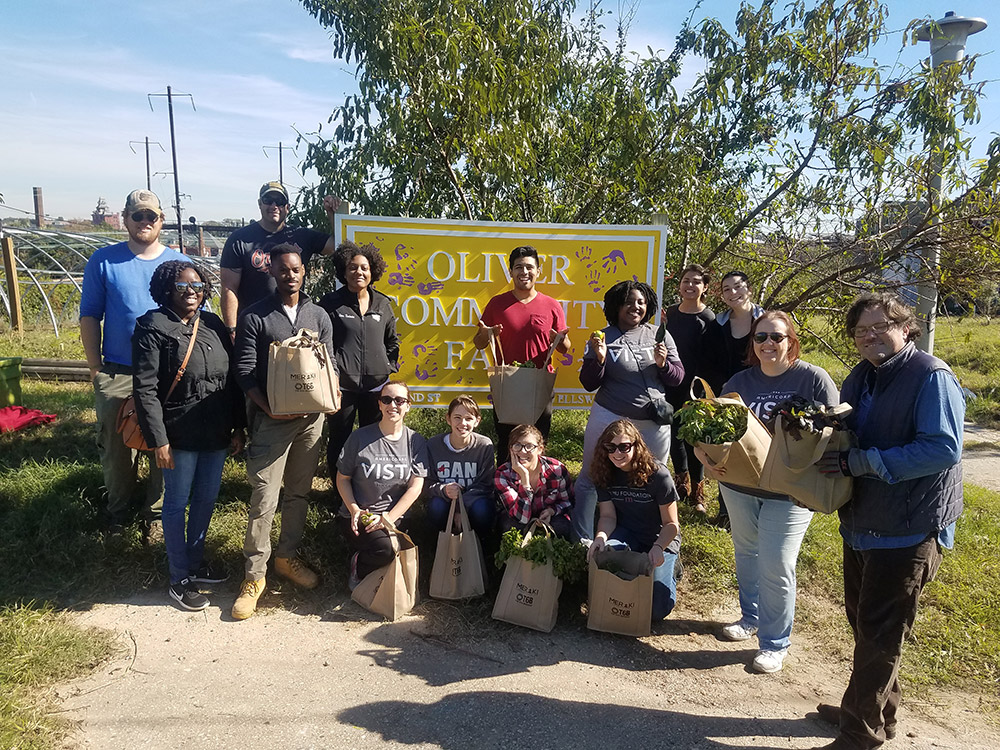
top-left (319, 240), bottom-right (400, 484)
top-left (587, 419), bottom-right (681, 620)
top-left (571, 279), bottom-right (685, 541)
top-left (132, 260), bottom-right (245, 611)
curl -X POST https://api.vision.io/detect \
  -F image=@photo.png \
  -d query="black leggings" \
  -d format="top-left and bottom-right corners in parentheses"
top-left (337, 515), bottom-right (405, 579)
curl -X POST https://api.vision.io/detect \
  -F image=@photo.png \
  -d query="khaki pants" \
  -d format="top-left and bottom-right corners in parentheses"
top-left (92, 363), bottom-right (163, 524)
top-left (243, 408), bottom-right (323, 580)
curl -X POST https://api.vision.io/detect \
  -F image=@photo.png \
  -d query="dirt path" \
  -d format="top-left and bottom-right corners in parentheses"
top-left (55, 426), bottom-right (1000, 750)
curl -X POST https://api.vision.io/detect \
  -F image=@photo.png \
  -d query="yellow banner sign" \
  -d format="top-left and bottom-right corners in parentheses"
top-left (334, 216), bottom-right (667, 410)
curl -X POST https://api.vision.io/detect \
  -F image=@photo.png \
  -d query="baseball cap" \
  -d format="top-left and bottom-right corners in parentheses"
top-left (124, 189), bottom-right (163, 214)
top-left (259, 181), bottom-right (289, 200)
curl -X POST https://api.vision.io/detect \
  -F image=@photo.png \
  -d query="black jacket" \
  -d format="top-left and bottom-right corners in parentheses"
top-left (233, 292), bottom-right (337, 395)
top-left (318, 286), bottom-right (399, 393)
top-left (132, 308), bottom-right (244, 452)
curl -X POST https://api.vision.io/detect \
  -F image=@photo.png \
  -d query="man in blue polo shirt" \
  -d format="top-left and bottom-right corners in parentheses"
top-left (80, 189), bottom-right (187, 538)
top-left (814, 293), bottom-right (965, 750)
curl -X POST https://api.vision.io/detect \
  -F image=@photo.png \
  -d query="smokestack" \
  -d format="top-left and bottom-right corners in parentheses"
top-left (32, 187), bottom-right (45, 228)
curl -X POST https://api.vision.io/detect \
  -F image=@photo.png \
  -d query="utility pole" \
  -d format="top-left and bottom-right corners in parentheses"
top-left (262, 142), bottom-right (296, 184)
top-left (129, 137), bottom-right (165, 190)
top-left (148, 86), bottom-right (195, 253)
top-left (914, 11), bottom-right (987, 354)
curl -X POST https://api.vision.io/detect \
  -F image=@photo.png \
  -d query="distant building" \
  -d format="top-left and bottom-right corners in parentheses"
top-left (92, 197), bottom-right (122, 230)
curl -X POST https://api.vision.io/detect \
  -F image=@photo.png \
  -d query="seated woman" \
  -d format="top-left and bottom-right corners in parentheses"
top-left (335, 380), bottom-right (428, 590)
top-left (587, 419), bottom-right (681, 620)
top-left (494, 424), bottom-right (573, 539)
top-left (424, 395), bottom-right (496, 539)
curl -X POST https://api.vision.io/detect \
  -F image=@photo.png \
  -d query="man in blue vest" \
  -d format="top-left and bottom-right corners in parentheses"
top-left (813, 293), bottom-right (964, 750)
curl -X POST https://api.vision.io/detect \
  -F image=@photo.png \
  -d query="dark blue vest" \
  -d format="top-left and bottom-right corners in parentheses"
top-left (839, 344), bottom-right (963, 539)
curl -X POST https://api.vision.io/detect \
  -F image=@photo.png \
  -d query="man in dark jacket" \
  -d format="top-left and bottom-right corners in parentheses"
top-left (231, 243), bottom-right (339, 620)
top-left (814, 293), bottom-right (965, 750)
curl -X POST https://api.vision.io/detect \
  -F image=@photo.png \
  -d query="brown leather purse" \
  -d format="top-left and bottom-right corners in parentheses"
top-left (116, 316), bottom-right (201, 451)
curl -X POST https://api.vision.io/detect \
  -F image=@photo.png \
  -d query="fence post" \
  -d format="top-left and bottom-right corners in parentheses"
top-left (1, 234), bottom-right (24, 332)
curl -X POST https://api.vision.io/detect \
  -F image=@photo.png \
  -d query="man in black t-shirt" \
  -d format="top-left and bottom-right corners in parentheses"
top-left (220, 181), bottom-right (340, 334)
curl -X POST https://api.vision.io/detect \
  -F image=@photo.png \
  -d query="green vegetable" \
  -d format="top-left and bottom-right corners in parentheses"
top-left (359, 511), bottom-right (377, 527)
top-left (676, 400), bottom-right (748, 445)
top-left (591, 330), bottom-right (605, 341)
top-left (495, 528), bottom-right (587, 583)
top-left (772, 396), bottom-right (849, 440)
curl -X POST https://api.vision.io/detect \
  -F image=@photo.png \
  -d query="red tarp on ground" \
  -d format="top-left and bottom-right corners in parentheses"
top-left (0, 406), bottom-right (57, 434)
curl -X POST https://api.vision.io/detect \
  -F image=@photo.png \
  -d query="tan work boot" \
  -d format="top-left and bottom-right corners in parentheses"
top-left (673, 471), bottom-right (691, 501)
top-left (691, 481), bottom-right (708, 514)
top-left (274, 556), bottom-right (319, 589)
top-left (231, 577), bottom-right (266, 620)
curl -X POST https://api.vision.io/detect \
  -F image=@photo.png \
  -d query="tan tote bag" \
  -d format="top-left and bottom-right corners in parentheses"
top-left (267, 328), bottom-right (341, 415)
top-left (759, 411), bottom-right (855, 514)
top-left (491, 521), bottom-right (562, 632)
top-left (486, 333), bottom-right (560, 425)
top-left (351, 520), bottom-right (419, 620)
top-left (689, 377), bottom-right (772, 489)
top-left (429, 491), bottom-right (487, 600)
top-left (587, 548), bottom-right (654, 637)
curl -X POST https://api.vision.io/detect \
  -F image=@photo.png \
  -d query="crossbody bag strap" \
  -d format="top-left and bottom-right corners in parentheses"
top-left (163, 315), bottom-right (201, 403)
top-left (618, 328), bottom-right (662, 405)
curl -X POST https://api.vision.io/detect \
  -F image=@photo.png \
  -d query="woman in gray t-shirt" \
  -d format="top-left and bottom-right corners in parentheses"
top-left (336, 380), bottom-right (428, 589)
top-left (695, 311), bottom-right (839, 676)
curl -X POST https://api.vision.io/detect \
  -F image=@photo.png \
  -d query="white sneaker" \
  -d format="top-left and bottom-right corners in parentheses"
top-left (752, 648), bottom-right (788, 673)
top-left (720, 621), bottom-right (758, 641)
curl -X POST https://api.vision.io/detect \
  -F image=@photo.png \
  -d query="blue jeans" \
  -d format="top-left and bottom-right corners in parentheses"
top-left (606, 526), bottom-right (678, 621)
top-left (162, 449), bottom-right (227, 584)
top-left (720, 484), bottom-right (813, 651)
top-left (427, 493), bottom-right (496, 539)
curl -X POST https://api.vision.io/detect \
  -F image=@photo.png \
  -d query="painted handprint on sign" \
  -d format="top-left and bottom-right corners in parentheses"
top-left (418, 280), bottom-right (445, 295)
top-left (415, 363), bottom-right (439, 381)
top-left (575, 245), bottom-right (596, 268)
top-left (393, 243), bottom-right (409, 261)
top-left (558, 350), bottom-right (574, 367)
top-left (587, 269), bottom-right (603, 293)
top-left (388, 272), bottom-right (414, 287)
top-left (601, 249), bottom-right (627, 273)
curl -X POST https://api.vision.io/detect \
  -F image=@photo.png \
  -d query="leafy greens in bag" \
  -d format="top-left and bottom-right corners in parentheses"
top-left (676, 400), bottom-right (749, 445)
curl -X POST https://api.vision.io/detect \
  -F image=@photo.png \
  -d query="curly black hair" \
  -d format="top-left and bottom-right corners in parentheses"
top-left (149, 260), bottom-right (214, 308)
top-left (602, 279), bottom-right (658, 327)
top-left (333, 240), bottom-right (387, 285)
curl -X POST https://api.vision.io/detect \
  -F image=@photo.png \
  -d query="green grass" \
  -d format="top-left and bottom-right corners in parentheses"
top-left (2, 367), bottom-right (1000, 743)
top-left (0, 325), bottom-right (85, 360)
top-left (0, 605), bottom-right (115, 750)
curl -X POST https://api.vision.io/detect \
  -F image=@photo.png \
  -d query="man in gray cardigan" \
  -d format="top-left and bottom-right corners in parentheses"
top-left (231, 243), bottom-right (338, 620)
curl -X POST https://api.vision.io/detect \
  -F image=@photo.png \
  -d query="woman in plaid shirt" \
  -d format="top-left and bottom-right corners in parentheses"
top-left (494, 424), bottom-right (574, 539)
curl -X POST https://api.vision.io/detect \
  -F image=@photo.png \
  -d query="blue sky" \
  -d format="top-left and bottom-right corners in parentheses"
top-left (1, 0), bottom-right (996, 224)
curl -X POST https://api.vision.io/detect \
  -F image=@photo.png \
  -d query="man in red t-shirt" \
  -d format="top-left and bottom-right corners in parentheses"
top-left (474, 246), bottom-right (571, 462)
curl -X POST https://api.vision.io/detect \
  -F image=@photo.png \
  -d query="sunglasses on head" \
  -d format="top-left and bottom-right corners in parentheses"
top-left (174, 281), bottom-right (205, 294)
top-left (753, 332), bottom-right (788, 344)
top-left (604, 441), bottom-right (635, 454)
top-left (131, 210), bottom-right (161, 223)
top-left (261, 195), bottom-right (288, 206)
top-left (379, 395), bottom-right (409, 406)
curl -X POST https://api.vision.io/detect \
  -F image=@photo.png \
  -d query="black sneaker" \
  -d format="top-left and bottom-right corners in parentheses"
top-left (189, 562), bottom-right (229, 584)
top-left (169, 578), bottom-right (209, 611)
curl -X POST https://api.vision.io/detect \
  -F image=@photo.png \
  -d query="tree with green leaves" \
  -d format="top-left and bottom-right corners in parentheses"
top-left (296, 0), bottom-right (1000, 337)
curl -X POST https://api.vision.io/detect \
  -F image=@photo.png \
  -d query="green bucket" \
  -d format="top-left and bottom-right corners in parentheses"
top-left (1, 356), bottom-right (23, 407)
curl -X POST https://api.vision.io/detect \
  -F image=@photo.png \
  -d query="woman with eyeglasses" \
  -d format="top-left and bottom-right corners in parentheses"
top-left (132, 261), bottom-right (245, 611)
top-left (320, 240), bottom-right (399, 497)
top-left (587, 420), bottom-right (681, 620)
top-left (572, 279), bottom-right (684, 542)
top-left (694, 311), bottom-right (838, 674)
top-left (335, 380), bottom-right (428, 590)
top-left (494, 424), bottom-right (573, 539)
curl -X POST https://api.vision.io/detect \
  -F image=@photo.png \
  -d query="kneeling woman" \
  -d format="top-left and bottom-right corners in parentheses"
top-left (587, 420), bottom-right (681, 620)
top-left (335, 380), bottom-right (428, 590)
top-left (495, 424), bottom-right (573, 539)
